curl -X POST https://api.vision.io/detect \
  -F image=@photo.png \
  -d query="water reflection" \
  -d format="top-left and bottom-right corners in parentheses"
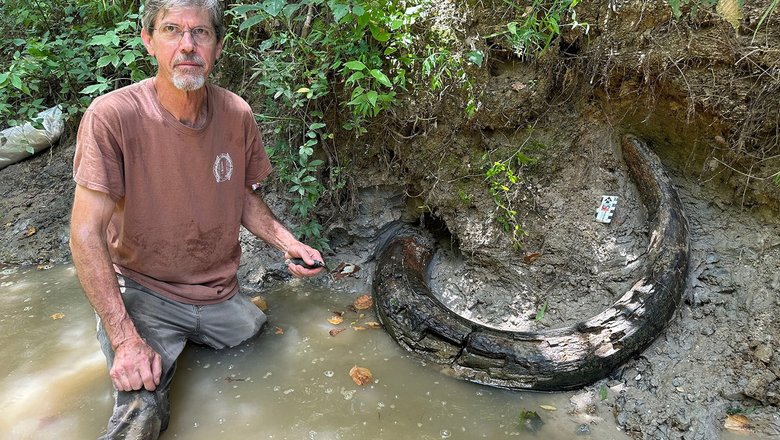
top-left (0, 265), bottom-right (632, 440)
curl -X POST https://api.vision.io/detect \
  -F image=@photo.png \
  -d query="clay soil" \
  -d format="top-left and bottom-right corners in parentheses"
top-left (1, 1), bottom-right (780, 439)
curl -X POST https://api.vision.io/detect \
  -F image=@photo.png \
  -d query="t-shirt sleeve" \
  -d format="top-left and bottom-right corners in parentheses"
top-left (245, 113), bottom-right (272, 188)
top-left (73, 105), bottom-right (125, 200)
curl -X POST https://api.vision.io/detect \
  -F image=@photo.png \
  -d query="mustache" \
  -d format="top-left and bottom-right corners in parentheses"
top-left (173, 54), bottom-right (205, 67)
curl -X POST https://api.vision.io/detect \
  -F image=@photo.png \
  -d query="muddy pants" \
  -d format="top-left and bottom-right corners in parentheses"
top-left (96, 275), bottom-right (267, 440)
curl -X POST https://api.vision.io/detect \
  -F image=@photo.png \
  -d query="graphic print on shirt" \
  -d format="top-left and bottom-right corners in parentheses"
top-left (213, 153), bottom-right (234, 183)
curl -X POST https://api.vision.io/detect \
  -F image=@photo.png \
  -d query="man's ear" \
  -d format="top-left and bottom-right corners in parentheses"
top-left (141, 27), bottom-right (156, 57)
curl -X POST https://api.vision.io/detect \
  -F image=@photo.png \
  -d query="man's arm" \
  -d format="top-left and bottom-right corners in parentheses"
top-left (241, 187), bottom-right (323, 277)
top-left (69, 184), bottom-right (162, 391)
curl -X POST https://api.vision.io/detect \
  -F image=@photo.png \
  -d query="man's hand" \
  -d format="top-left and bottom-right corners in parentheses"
top-left (284, 242), bottom-right (325, 278)
top-left (110, 337), bottom-right (162, 392)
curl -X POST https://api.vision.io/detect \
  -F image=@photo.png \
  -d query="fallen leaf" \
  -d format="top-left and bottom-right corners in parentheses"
top-left (23, 226), bottom-right (37, 238)
top-left (353, 294), bottom-right (373, 310)
top-left (511, 81), bottom-right (527, 91)
top-left (366, 321), bottom-right (382, 329)
top-left (352, 325), bottom-right (367, 331)
top-left (540, 404), bottom-right (557, 411)
top-left (329, 328), bottom-right (346, 337)
top-left (37, 263), bottom-right (53, 271)
top-left (50, 312), bottom-right (64, 320)
top-left (523, 252), bottom-right (541, 264)
top-left (328, 314), bottom-right (344, 325)
top-left (724, 414), bottom-right (752, 432)
top-left (274, 327), bottom-right (284, 335)
top-left (250, 296), bottom-right (268, 311)
top-left (331, 262), bottom-right (361, 280)
top-left (349, 365), bottom-right (373, 386)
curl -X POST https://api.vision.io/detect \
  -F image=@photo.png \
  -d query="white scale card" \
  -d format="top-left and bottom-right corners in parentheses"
top-left (595, 195), bottom-right (618, 223)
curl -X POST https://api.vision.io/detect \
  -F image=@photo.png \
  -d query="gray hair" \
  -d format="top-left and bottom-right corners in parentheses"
top-left (142, 0), bottom-right (225, 41)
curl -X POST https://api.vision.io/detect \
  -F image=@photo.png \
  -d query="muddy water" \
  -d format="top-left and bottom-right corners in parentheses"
top-left (0, 264), bottom-right (633, 440)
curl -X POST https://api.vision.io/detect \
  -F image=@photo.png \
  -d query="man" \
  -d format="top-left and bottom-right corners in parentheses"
top-left (69, 1), bottom-right (323, 438)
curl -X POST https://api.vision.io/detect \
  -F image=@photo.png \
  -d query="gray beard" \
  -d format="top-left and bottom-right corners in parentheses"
top-left (173, 72), bottom-right (206, 91)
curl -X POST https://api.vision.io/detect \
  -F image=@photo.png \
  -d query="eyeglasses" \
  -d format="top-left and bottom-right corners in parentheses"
top-left (152, 24), bottom-right (216, 45)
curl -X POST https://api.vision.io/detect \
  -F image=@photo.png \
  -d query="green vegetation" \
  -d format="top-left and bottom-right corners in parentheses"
top-left (493, 0), bottom-right (587, 60)
top-left (1, 0), bottom-right (586, 250)
top-left (0, 0), bottom-right (151, 127)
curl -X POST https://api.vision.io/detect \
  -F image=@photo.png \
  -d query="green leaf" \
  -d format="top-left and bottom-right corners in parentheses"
top-left (230, 4), bottom-right (263, 15)
top-left (262, 0), bottom-right (286, 17)
top-left (507, 22), bottom-right (518, 35)
top-left (0, 73), bottom-right (8, 85)
top-left (121, 51), bottom-right (136, 66)
top-left (282, 3), bottom-right (301, 18)
top-left (345, 60), bottom-right (367, 71)
top-left (80, 83), bottom-right (109, 95)
top-left (239, 15), bottom-right (265, 31)
top-left (366, 90), bottom-right (378, 107)
top-left (369, 69), bottom-right (392, 88)
top-left (352, 5), bottom-right (365, 16)
top-left (390, 19), bottom-right (403, 30)
top-left (534, 300), bottom-right (548, 321)
top-left (370, 24), bottom-right (391, 42)
top-left (467, 50), bottom-right (484, 67)
top-left (11, 75), bottom-right (23, 91)
top-left (331, 3), bottom-right (351, 22)
top-left (309, 122), bottom-right (326, 130)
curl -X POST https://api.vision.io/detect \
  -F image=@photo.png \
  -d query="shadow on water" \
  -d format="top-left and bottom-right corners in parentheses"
top-left (0, 264), bottom-right (634, 440)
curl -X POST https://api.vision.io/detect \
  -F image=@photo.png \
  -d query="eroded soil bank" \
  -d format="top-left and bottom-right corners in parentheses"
top-left (1, 1), bottom-right (779, 439)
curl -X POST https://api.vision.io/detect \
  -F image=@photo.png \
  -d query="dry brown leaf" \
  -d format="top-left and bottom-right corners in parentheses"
top-left (523, 252), bottom-right (541, 264)
top-left (724, 414), bottom-right (752, 432)
top-left (352, 325), bottom-right (367, 331)
top-left (365, 321), bottom-right (382, 329)
top-left (328, 314), bottom-right (344, 325)
top-left (250, 296), bottom-right (268, 311)
top-left (50, 312), bottom-right (64, 320)
top-left (274, 327), bottom-right (284, 335)
top-left (23, 226), bottom-right (37, 237)
top-left (353, 294), bottom-right (373, 310)
top-left (716, 0), bottom-right (743, 29)
top-left (329, 328), bottom-right (346, 337)
top-left (349, 365), bottom-right (373, 386)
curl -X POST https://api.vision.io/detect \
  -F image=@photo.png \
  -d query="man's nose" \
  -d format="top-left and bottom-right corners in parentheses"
top-left (178, 31), bottom-right (196, 51)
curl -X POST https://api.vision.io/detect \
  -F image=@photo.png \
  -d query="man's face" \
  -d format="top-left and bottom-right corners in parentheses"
top-left (141, 7), bottom-right (223, 91)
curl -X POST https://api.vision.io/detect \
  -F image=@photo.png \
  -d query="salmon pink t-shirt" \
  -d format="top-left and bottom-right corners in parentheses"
top-left (73, 79), bottom-right (272, 304)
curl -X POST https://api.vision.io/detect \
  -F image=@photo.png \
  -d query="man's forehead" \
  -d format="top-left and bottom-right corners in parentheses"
top-left (154, 7), bottom-right (211, 25)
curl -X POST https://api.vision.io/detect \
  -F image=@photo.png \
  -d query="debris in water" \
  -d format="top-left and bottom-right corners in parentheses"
top-left (539, 404), bottom-right (556, 411)
top-left (328, 314), bottom-right (344, 325)
top-left (349, 365), bottom-right (373, 386)
top-left (250, 295), bottom-right (268, 311)
top-left (329, 328), bottom-right (346, 337)
top-left (274, 327), bottom-right (284, 335)
top-left (50, 312), bottom-right (64, 320)
top-left (724, 414), bottom-right (752, 432)
top-left (353, 294), bottom-right (373, 310)
top-left (518, 410), bottom-right (544, 433)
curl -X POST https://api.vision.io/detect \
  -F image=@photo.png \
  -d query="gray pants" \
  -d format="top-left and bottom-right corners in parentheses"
top-left (96, 275), bottom-right (267, 440)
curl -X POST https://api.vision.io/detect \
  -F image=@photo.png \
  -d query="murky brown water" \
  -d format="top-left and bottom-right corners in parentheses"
top-left (0, 264), bottom-right (636, 439)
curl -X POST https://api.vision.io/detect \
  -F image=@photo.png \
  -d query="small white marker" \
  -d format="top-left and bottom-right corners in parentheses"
top-left (595, 196), bottom-right (618, 223)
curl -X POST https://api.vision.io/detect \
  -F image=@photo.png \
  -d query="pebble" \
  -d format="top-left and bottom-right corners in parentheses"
top-left (576, 423), bottom-right (591, 436)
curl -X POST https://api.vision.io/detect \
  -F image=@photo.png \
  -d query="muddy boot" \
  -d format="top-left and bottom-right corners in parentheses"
top-left (98, 388), bottom-right (170, 440)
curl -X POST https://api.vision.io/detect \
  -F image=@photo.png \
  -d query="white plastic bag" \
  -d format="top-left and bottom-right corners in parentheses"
top-left (0, 106), bottom-right (64, 170)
